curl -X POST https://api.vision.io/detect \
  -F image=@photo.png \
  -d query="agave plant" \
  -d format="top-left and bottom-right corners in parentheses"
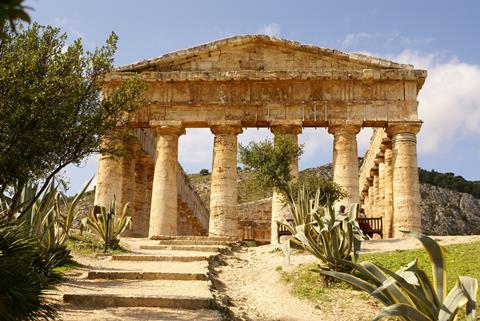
top-left (280, 185), bottom-right (364, 272)
top-left (318, 232), bottom-right (478, 321)
top-left (13, 178), bottom-right (93, 266)
top-left (0, 178), bottom-right (94, 266)
top-left (81, 199), bottom-right (131, 250)
top-left (0, 218), bottom-right (60, 321)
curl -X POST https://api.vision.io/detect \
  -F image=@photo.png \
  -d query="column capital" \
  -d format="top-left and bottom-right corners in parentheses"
top-left (328, 122), bottom-right (362, 135)
top-left (386, 121), bottom-right (422, 137)
top-left (269, 120), bottom-right (303, 135)
top-left (210, 120), bottom-right (243, 135)
top-left (149, 120), bottom-right (185, 136)
top-left (380, 137), bottom-right (392, 151)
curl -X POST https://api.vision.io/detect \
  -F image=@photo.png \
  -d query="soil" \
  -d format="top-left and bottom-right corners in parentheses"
top-left (214, 235), bottom-right (480, 321)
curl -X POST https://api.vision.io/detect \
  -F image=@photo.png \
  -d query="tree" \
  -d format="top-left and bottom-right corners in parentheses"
top-left (0, 23), bottom-right (147, 216)
top-left (0, 0), bottom-right (31, 39)
top-left (238, 135), bottom-right (345, 204)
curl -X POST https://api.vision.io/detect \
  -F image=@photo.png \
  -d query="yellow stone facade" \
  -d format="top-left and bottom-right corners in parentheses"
top-left (95, 35), bottom-right (426, 240)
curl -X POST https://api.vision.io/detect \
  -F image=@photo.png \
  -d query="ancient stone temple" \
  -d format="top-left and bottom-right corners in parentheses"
top-left (94, 35), bottom-right (427, 241)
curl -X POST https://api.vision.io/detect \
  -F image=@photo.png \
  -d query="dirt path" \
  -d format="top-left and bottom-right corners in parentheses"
top-left (216, 235), bottom-right (480, 321)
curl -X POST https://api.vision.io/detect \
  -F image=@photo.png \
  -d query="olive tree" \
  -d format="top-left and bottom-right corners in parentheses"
top-left (0, 23), bottom-right (147, 216)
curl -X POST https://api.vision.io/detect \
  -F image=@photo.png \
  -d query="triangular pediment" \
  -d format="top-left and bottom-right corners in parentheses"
top-left (116, 35), bottom-right (413, 73)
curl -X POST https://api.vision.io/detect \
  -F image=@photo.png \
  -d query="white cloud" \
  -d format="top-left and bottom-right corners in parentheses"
top-left (342, 32), bottom-right (372, 48)
top-left (391, 50), bottom-right (480, 154)
top-left (257, 23), bottom-right (280, 37)
top-left (341, 32), bottom-right (435, 49)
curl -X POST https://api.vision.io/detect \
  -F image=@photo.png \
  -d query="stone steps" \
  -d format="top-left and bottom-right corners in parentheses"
top-left (112, 254), bottom-right (212, 262)
top-left (140, 244), bottom-right (226, 252)
top-left (156, 239), bottom-right (232, 246)
top-left (62, 279), bottom-right (213, 309)
top-left (151, 235), bottom-right (235, 242)
top-left (87, 270), bottom-right (208, 281)
top-left (60, 237), bottom-right (232, 320)
top-left (63, 293), bottom-right (213, 309)
top-left (59, 307), bottom-right (222, 321)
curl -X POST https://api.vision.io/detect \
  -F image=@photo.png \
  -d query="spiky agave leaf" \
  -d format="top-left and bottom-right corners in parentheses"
top-left (0, 219), bottom-right (59, 321)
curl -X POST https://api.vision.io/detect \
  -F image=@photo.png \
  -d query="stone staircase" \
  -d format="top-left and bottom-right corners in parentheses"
top-left (59, 236), bottom-right (234, 321)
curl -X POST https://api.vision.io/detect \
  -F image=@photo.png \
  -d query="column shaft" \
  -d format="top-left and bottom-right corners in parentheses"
top-left (367, 185), bottom-right (374, 217)
top-left (209, 123), bottom-right (243, 238)
top-left (387, 123), bottom-right (422, 237)
top-left (149, 122), bottom-right (184, 238)
top-left (95, 139), bottom-right (135, 211)
top-left (329, 125), bottom-right (361, 211)
top-left (384, 146), bottom-right (394, 238)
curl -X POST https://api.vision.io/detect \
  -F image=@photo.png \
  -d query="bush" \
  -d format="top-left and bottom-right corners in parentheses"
top-left (81, 199), bottom-right (131, 250)
top-left (199, 168), bottom-right (209, 176)
top-left (13, 178), bottom-right (93, 267)
top-left (280, 186), bottom-right (363, 272)
top-left (0, 218), bottom-right (60, 321)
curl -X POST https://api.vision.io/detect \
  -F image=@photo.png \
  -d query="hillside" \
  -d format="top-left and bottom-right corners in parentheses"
top-left (188, 165), bottom-right (480, 236)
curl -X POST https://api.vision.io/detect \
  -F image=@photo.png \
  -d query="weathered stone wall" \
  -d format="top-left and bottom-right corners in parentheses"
top-left (237, 198), bottom-right (272, 243)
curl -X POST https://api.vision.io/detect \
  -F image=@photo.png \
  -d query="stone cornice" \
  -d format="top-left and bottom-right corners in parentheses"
top-left (105, 69), bottom-right (427, 84)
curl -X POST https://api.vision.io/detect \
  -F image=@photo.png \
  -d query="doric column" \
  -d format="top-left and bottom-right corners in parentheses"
top-left (378, 160), bottom-right (386, 237)
top-left (367, 184), bottom-right (374, 217)
top-left (371, 169), bottom-right (379, 216)
top-left (328, 124), bottom-right (361, 211)
top-left (383, 141), bottom-right (394, 238)
top-left (148, 121), bottom-right (185, 238)
top-left (209, 121), bottom-right (243, 238)
top-left (269, 121), bottom-right (302, 244)
top-left (95, 137), bottom-right (136, 211)
top-left (386, 122), bottom-right (422, 237)
top-left (125, 153), bottom-right (153, 237)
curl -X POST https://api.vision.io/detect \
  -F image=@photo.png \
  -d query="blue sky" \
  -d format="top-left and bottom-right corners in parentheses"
top-left (26, 0), bottom-right (480, 192)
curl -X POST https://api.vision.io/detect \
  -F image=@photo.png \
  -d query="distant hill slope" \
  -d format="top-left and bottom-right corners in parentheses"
top-left (188, 165), bottom-right (480, 236)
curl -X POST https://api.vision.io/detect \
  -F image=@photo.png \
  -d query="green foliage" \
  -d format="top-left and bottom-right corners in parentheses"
top-left (199, 168), bottom-right (210, 176)
top-left (0, 218), bottom-right (60, 321)
top-left (280, 187), bottom-right (363, 272)
top-left (359, 241), bottom-right (480, 291)
top-left (0, 23), bottom-right (146, 214)
top-left (293, 171), bottom-right (347, 207)
top-left (419, 168), bottom-right (480, 199)
top-left (239, 135), bottom-right (303, 196)
top-left (318, 233), bottom-right (478, 321)
top-left (81, 199), bottom-right (132, 250)
top-left (11, 178), bottom-right (93, 267)
top-left (0, 0), bottom-right (31, 39)
top-left (66, 230), bottom-right (128, 254)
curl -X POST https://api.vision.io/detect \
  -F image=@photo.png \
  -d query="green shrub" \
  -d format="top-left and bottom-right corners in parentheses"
top-left (280, 186), bottom-right (363, 272)
top-left (319, 232), bottom-right (478, 321)
top-left (13, 178), bottom-right (93, 267)
top-left (199, 168), bottom-right (209, 176)
top-left (81, 199), bottom-right (131, 250)
top-left (0, 218), bottom-right (60, 321)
